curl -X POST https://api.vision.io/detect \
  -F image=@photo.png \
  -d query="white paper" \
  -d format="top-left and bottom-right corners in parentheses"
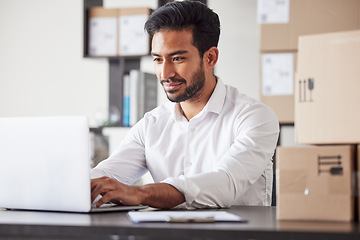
top-left (257, 0), bottom-right (290, 24)
top-left (262, 53), bottom-right (294, 96)
top-left (129, 69), bottom-right (140, 126)
top-left (89, 17), bottom-right (117, 56)
top-left (119, 14), bottom-right (149, 56)
top-left (128, 211), bottom-right (246, 223)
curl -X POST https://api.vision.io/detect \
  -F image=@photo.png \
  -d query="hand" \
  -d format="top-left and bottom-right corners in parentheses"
top-left (91, 176), bottom-right (145, 207)
top-left (91, 176), bottom-right (185, 209)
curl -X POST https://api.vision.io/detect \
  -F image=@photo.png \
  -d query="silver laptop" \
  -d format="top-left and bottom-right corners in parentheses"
top-left (0, 116), bottom-right (147, 213)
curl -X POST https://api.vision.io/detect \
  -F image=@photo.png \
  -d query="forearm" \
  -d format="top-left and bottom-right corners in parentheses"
top-left (139, 183), bottom-right (185, 209)
top-left (91, 177), bottom-right (185, 209)
top-left (163, 171), bottom-right (236, 209)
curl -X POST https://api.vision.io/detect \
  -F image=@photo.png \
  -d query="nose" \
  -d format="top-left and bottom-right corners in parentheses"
top-left (160, 61), bottom-right (176, 80)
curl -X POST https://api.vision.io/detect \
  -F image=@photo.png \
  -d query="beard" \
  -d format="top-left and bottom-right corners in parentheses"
top-left (160, 66), bottom-right (206, 103)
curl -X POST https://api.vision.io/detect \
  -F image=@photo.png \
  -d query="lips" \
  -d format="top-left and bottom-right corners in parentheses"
top-left (163, 81), bottom-right (183, 91)
top-left (161, 79), bottom-right (186, 92)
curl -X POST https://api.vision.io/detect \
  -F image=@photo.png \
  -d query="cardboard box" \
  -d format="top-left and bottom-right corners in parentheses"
top-left (260, 0), bottom-right (360, 51)
top-left (260, 52), bottom-right (296, 124)
top-left (261, 95), bottom-right (293, 124)
top-left (118, 8), bottom-right (151, 56)
top-left (88, 7), bottom-right (151, 57)
top-left (295, 30), bottom-right (360, 144)
top-left (276, 145), bottom-right (355, 222)
top-left (88, 7), bottom-right (118, 56)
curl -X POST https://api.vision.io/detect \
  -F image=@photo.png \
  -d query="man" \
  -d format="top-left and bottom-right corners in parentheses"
top-left (91, 1), bottom-right (279, 209)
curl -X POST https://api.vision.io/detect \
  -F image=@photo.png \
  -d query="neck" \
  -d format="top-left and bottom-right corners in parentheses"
top-left (180, 75), bottom-right (217, 121)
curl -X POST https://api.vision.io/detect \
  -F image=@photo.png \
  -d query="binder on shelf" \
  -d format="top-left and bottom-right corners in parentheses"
top-left (142, 72), bottom-right (158, 117)
top-left (122, 74), bottom-right (130, 127)
top-left (129, 70), bottom-right (139, 127)
top-left (129, 70), bottom-right (158, 126)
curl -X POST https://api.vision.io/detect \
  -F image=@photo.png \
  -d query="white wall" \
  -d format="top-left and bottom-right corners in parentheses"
top-left (0, 0), bottom-right (297, 186)
top-left (0, 0), bottom-right (109, 126)
top-left (0, 0), bottom-right (260, 124)
top-left (210, 0), bottom-right (260, 100)
top-left (0, 0), bottom-right (294, 145)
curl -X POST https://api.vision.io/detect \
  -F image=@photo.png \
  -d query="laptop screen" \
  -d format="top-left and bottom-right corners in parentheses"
top-left (0, 116), bottom-right (92, 212)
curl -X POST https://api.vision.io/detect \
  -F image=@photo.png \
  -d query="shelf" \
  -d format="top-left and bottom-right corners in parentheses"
top-left (83, 55), bottom-right (150, 60)
top-left (82, 0), bottom-right (207, 127)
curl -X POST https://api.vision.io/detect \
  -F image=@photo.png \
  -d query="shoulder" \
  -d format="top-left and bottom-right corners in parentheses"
top-left (127, 102), bottom-right (174, 141)
top-left (224, 85), bottom-right (270, 112)
top-left (142, 102), bottom-right (174, 124)
top-left (223, 84), bottom-right (279, 127)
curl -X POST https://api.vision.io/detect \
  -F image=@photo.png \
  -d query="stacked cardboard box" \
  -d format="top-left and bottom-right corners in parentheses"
top-left (88, 7), bottom-right (151, 57)
top-left (276, 30), bottom-right (360, 222)
top-left (276, 145), bottom-right (355, 222)
top-left (295, 30), bottom-right (360, 144)
top-left (258, 0), bottom-right (360, 123)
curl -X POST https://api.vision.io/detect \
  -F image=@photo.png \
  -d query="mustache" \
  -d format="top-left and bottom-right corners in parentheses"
top-left (160, 78), bottom-right (186, 85)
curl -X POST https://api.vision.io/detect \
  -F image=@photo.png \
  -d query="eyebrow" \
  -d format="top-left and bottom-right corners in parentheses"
top-left (151, 50), bottom-right (188, 57)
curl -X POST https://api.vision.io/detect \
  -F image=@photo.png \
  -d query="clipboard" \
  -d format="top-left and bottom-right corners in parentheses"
top-left (128, 211), bottom-right (247, 223)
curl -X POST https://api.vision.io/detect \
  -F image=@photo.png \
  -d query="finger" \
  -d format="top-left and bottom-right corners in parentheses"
top-left (91, 194), bottom-right (102, 205)
top-left (91, 184), bottom-right (109, 203)
top-left (97, 186), bottom-right (142, 207)
top-left (91, 188), bottom-right (101, 203)
top-left (95, 191), bottom-right (121, 207)
top-left (91, 176), bottom-right (109, 190)
top-left (93, 181), bottom-right (130, 207)
top-left (91, 182), bottom-right (110, 203)
top-left (91, 177), bottom-right (118, 203)
top-left (94, 192), bottom-right (110, 207)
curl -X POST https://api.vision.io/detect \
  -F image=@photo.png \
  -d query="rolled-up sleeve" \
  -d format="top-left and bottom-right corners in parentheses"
top-left (163, 103), bottom-right (279, 209)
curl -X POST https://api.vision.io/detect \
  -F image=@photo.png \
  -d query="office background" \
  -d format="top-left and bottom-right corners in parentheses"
top-left (0, 0), bottom-right (296, 152)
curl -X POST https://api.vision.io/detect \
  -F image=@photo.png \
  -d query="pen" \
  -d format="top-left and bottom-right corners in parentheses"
top-left (166, 216), bottom-right (215, 223)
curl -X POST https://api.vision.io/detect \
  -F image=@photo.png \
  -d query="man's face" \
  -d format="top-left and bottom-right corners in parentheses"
top-left (151, 29), bottom-right (206, 103)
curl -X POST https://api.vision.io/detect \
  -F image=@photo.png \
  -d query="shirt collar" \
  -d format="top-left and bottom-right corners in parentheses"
top-left (203, 78), bottom-right (226, 115)
top-left (171, 78), bottom-right (226, 121)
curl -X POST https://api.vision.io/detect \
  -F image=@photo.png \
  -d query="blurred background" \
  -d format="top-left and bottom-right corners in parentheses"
top-left (0, 0), bottom-right (296, 167)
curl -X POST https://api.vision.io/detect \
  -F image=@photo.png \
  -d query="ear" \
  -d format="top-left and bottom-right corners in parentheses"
top-left (203, 46), bottom-right (219, 69)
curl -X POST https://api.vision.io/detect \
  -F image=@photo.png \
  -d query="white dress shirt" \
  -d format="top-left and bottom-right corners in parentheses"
top-left (91, 79), bottom-right (279, 208)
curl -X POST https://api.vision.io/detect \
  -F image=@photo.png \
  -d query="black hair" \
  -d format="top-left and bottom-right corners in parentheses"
top-left (144, 0), bottom-right (220, 57)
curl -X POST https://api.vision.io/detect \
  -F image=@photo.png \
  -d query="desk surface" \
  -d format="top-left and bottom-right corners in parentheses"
top-left (0, 206), bottom-right (359, 240)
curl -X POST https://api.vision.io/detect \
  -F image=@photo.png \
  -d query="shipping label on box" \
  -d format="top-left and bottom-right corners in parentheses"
top-left (260, 0), bottom-right (360, 51)
top-left (276, 145), bottom-right (355, 222)
top-left (257, 0), bottom-right (290, 24)
top-left (295, 30), bottom-right (360, 144)
top-left (261, 53), bottom-right (294, 96)
top-left (260, 52), bottom-right (296, 124)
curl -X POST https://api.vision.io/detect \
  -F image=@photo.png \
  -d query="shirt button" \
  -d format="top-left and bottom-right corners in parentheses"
top-left (190, 128), bottom-right (195, 132)
top-left (186, 162), bottom-right (192, 167)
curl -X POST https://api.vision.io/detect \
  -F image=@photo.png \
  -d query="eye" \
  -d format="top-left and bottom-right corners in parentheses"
top-left (173, 56), bottom-right (185, 62)
top-left (153, 57), bottom-right (163, 63)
